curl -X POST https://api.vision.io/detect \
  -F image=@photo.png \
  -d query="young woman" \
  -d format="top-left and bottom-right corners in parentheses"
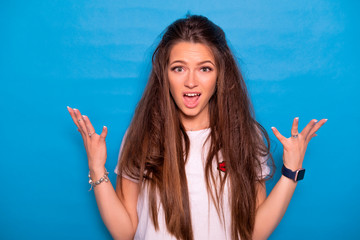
top-left (67, 15), bottom-right (326, 240)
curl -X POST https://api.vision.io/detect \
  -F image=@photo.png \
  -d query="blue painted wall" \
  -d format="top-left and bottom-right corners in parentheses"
top-left (1, 1), bottom-right (359, 239)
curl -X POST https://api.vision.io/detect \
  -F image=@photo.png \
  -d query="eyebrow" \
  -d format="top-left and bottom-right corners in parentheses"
top-left (169, 60), bottom-right (216, 66)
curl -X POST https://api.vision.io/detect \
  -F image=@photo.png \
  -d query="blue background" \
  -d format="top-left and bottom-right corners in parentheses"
top-left (1, 0), bottom-right (359, 239)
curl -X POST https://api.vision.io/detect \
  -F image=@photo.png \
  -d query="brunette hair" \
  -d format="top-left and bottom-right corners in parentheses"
top-left (118, 15), bottom-right (274, 240)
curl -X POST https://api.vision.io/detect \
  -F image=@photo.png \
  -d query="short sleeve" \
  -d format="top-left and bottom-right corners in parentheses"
top-left (114, 133), bottom-right (126, 175)
top-left (255, 125), bottom-right (271, 179)
top-left (114, 131), bottom-right (139, 183)
top-left (257, 155), bottom-right (271, 179)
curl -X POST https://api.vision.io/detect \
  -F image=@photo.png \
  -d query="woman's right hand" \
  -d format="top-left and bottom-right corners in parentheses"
top-left (67, 107), bottom-right (108, 175)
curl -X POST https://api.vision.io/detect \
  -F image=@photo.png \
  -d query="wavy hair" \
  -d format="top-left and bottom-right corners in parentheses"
top-left (118, 15), bottom-right (274, 240)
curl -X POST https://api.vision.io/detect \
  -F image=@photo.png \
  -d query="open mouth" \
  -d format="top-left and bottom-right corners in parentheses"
top-left (183, 93), bottom-right (201, 108)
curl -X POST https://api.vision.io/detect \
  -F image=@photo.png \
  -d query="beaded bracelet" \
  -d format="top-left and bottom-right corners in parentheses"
top-left (88, 169), bottom-right (109, 191)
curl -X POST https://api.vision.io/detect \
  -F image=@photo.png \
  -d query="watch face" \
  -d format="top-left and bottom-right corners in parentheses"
top-left (297, 169), bottom-right (306, 181)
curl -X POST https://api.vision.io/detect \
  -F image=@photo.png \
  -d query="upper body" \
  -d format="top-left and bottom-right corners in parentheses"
top-left (115, 128), bottom-right (270, 240)
top-left (67, 14), bottom-right (327, 240)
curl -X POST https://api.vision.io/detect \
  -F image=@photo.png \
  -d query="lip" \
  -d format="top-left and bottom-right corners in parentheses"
top-left (183, 92), bottom-right (201, 109)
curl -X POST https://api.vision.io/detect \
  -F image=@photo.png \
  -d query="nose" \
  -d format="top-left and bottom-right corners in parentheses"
top-left (184, 70), bottom-right (198, 89)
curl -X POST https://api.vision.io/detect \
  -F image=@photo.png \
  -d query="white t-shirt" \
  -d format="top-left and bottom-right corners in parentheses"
top-left (115, 128), bottom-right (270, 240)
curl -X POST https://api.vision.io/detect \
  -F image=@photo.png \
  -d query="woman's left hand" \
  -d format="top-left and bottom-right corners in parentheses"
top-left (271, 118), bottom-right (327, 171)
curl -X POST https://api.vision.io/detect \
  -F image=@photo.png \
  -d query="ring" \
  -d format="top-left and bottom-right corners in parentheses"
top-left (78, 119), bottom-right (82, 122)
top-left (292, 134), bottom-right (298, 138)
top-left (89, 132), bottom-right (95, 137)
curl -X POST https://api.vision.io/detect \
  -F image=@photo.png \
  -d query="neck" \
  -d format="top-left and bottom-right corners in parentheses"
top-left (186, 124), bottom-right (209, 132)
top-left (181, 116), bottom-right (210, 131)
top-left (179, 105), bottom-right (211, 131)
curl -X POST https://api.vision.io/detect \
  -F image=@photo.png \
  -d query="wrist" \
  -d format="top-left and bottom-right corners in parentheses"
top-left (88, 167), bottom-right (109, 191)
top-left (281, 175), bottom-right (299, 186)
top-left (283, 161), bottom-right (302, 172)
top-left (281, 164), bottom-right (306, 182)
top-left (89, 166), bottom-right (106, 180)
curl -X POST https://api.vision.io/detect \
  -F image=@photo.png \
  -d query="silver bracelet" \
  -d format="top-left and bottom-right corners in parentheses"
top-left (88, 169), bottom-right (109, 191)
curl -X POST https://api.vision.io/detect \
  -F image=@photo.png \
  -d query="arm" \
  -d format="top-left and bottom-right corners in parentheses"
top-left (253, 176), bottom-right (297, 240)
top-left (67, 107), bottom-right (138, 240)
top-left (92, 169), bottom-right (139, 240)
top-left (253, 118), bottom-right (327, 240)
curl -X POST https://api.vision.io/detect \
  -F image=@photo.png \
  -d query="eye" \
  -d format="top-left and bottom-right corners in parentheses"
top-left (171, 66), bottom-right (184, 72)
top-left (200, 66), bottom-right (212, 72)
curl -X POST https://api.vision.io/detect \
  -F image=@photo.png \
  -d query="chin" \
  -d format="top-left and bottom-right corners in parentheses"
top-left (181, 112), bottom-right (198, 119)
top-left (180, 108), bottom-right (201, 119)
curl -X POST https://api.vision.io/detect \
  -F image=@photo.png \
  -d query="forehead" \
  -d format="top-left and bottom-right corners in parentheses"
top-left (168, 42), bottom-right (215, 63)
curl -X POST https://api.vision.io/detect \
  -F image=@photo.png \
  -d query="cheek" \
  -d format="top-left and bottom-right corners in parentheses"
top-left (168, 79), bottom-right (181, 100)
top-left (168, 74), bottom-right (184, 96)
top-left (168, 74), bottom-right (175, 95)
top-left (206, 76), bottom-right (217, 95)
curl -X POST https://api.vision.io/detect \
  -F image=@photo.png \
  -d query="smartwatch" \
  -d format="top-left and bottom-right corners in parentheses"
top-left (281, 164), bottom-right (305, 182)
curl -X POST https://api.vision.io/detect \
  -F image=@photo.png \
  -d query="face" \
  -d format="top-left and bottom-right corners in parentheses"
top-left (167, 42), bottom-right (217, 131)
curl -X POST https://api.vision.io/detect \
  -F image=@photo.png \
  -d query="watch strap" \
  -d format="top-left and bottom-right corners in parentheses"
top-left (281, 164), bottom-right (305, 181)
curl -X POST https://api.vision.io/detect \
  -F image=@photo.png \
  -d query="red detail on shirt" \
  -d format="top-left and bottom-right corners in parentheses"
top-left (218, 161), bottom-right (226, 172)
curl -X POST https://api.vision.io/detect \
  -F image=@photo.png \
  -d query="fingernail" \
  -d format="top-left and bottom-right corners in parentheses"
top-left (82, 115), bottom-right (86, 118)
top-left (295, 117), bottom-right (299, 120)
top-left (67, 106), bottom-right (70, 110)
top-left (73, 108), bottom-right (77, 112)
top-left (271, 127), bottom-right (275, 129)
top-left (324, 119), bottom-right (328, 122)
top-left (314, 119), bottom-right (318, 123)
top-left (104, 126), bottom-right (107, 129)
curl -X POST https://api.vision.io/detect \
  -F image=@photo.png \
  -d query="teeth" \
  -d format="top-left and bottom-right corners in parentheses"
top-left (184, 93), bottom-right (200, 97)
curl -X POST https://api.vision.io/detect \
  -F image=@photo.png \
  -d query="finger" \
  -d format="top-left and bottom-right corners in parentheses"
top-left (291, 117), bottom-right (299, 136)
top-left (82, 115), bottom-right (96, 137)
top-left (306, 119), bottom-right (327, 142)
top-left (300, 119), bottom-right (318, 138)
top-left (67, 107), bottom-right (87, 140)
top-left (67, 106), bottom-right (81, 129)
top-left (305, 133), bottom-right (318, 145)
top-left (99, 126), bottom-right (108, 141)
top-left (73, 108), bottom-right (88, 137)
top-left (271, 127), bottom-right (287, 143)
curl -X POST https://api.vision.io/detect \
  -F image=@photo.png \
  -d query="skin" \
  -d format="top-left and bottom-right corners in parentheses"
top-left (67, 41), bottom-right (327, 239)
top-left (253, 117), bottom-right (327, 239)
top-left (168, 42), bottom-right (217, 131)
top-left (68, 108), bottom-right (138, 240)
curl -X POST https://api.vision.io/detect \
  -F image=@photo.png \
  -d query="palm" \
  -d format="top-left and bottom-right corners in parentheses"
top-left (271, 118), bottom-right (327, 171)
top-left (67, 107), bottom-right (108, 170)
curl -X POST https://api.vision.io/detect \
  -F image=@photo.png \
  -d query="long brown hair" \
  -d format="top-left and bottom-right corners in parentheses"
top-left (118, 15), bottom-right (274, 240)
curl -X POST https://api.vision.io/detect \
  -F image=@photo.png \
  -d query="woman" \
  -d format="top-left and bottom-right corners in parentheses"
top-left (67, 15), bottom-right (326, 240)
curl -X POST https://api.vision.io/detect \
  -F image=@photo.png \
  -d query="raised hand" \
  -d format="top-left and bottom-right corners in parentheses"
top-left (67, 106), bottom-right (108, 172)
top-left (271, 118), bottom-right (327, 171)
